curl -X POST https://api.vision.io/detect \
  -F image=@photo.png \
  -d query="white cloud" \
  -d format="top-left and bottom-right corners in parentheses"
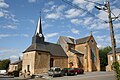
top-left (28, 0), bottom-right (36, 3)
top-left (115, 34), bottom-right (120, 46)
top-left (71, 19), bottom-right (82, 24)
top-left (47, 1), bottom-right (54, 5)
top-left (83, 17), bottom-right (93, 25)
top-left (10, 55), bottom-right (18, 59)
top-left (97, 10), bottom-right (108, 21)
top-left (0, 11), bottom-right (4, 17)
top-left (0, 0), bottom-right (9, 8)
top-left (46, 13), bottom-right (60, 19)
top-left (71, 28), bottom-right (79, 34)
top-left (45, 5), bottom-right (65, 20)
top-left (97, 44), bottom-right (105, 48)
top-left (95, 35), bottom-right (107, 42)
top-left (65, 9), bottom-right (83, 18)
top-left (0, 34), bottom-right (29, 39)
top-left (111, 8), bottom-right (120, 17)
top-left (73, 0), bottom-right (86, 4)
top-left (3, 25), bottom-right (17, 29)
top-left (0, 34), bottom-right (10, 39)
top-left (45, 33), bottom-right (59, 38)
top-left (0, 48), bottom-right (22, 62)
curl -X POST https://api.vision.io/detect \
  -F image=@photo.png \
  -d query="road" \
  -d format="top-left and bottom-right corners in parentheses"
top-left (0, 71), bottom-right (115, 80)
top-left (43, 71), bottom-right (116, 80)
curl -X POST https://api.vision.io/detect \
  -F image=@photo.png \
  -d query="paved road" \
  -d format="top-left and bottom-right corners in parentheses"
top-left (0, 71), bottom-right (115, 80)
top-left (44, 71), bottom-right (116, 80)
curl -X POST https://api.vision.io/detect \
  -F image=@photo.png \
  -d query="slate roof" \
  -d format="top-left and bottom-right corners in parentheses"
top-left (70, 49), bottom-right (84, 55)
top-left (76, 36), bottom-right (90, 44)
top-left (10, 60), bottom-right (22, 65)
top-left (108, 47), bottom-right (120, 54)
top-left (59, 36), bottom-right (90, 44)
top-left (23, 42), bottom-right (68, 57)
top-left (59, 36), bottom-right (75, 44)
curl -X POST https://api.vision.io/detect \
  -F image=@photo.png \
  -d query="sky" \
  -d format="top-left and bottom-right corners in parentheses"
top-left (0, 0), bottom-right (120, 62)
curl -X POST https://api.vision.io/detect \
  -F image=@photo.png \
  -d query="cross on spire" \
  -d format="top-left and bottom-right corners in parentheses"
top-left (35, 11), bottom-right (43, 37)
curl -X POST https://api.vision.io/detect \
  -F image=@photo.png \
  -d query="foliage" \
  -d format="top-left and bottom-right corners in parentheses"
top-left (0, 59), bottom-right (10, 70)
top-left (99, 46), bottom-right (112, 67)
top-left (13, 71), bottom-right (19, 77)
top-left (112, 61), bottom-right (120, 80)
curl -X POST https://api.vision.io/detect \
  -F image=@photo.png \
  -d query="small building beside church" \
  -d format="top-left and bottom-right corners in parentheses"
top-left (57, 35), bottom-right (100, 72)
top-left (106, 47), bottom-right (120, 71)
top-left (8, 60), bottom-right (22, 72)
top-left (22, 17), bottom-right (68, 75)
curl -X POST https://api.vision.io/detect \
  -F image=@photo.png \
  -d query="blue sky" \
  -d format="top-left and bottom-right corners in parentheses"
top-left (0, 0), bottom-right (120, 62)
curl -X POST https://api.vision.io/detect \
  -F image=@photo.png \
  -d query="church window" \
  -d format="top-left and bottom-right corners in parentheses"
top-left (27, 65), bottom-right (30, 72)
top-left (91, 40), bottom-right (93, 43)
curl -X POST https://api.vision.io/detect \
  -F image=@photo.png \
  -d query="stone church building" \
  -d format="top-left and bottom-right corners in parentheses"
top-left (57, 35), bottom-right (100, 72)
top-left (22, 16), bottom-right (100, 75)
top-left (22, 17), bottom-right (68, 74)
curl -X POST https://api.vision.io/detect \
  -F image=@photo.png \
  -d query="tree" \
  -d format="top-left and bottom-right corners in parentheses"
top-left (99, 46), bottom-right (112, 67)
top-left (0, 59), bottom-right (10, 70)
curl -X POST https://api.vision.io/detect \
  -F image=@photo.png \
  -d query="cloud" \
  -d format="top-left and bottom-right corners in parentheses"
top-left (46, 13), bottom-right (60, 19)
top-left (97, 10), bottom-right (108, 21)
top-left (65, 9), bottom-right (83, 18)
top-left (71, 19), bottom-right (82, 24)
top-left (0, 34), bottom-right (29, 39)
top-left (73, 0), bottom-right (86, 4)
top-left (28, 0), bottom-right (36, 3)
top-left (115, 34), bottom-right (120, 46)
top-left (0, 0), bottom-right (9, 8)
top-left (0, 48), bottom-right (22, 62)
top-left (47, 1), bottom-right (54, 5)
top-left (45, 5), bottom-right (65, 20)
top-left (0, 34), bottom-right (10, 39)
top-left (3, 25), bottom-right (17, 29)
top-left (0, 11), bottom-right (4, 17)
top-left (97, 44), bottom-right (105, 48)
top-left (71, 28), bottom-right (79, 34)
top-left (10, 55), bottom-right (18, 59)
top-left (45, 33), bottom-right (59, 38)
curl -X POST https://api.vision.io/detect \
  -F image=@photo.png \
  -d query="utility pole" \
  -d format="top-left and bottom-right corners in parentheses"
top-left (107, 1), bottom-right (117, 62)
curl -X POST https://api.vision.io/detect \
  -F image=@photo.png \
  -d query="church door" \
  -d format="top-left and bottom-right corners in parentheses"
top-left (50, 58), bottom-right (54, 68)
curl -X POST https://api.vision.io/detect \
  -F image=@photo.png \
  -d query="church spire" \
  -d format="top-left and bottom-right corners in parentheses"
top-left (32, 14), bottom-right (44, 44)
top-left (35, 16), bottom-right (43, 36)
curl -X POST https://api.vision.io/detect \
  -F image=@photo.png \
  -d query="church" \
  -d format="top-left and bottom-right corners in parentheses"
top-left (22, 16), bottom-right (100, 75)
top-left (22, 17), bottom-right (68, 74)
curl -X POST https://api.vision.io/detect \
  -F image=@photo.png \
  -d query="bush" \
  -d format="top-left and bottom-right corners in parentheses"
top-left (13, 71), bottom-right (19, 77)
top-left (112, 61), bottom-right (120, 80)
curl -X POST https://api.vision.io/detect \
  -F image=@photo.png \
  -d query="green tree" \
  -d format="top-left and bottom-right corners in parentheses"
top-left (99, 46), bottom-right (112, 67)
top-left (0, 59), bottom-right (10, 70)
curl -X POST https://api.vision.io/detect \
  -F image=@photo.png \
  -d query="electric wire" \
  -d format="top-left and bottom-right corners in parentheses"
top-left (84, 0), bottom-right (120, 23)
top-left (62, 0), bottom-right (108, 23)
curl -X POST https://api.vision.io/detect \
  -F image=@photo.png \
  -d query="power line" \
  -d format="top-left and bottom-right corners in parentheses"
top-left (61, 0), bottom-right (108, 23)
top-left (84, 0), bottom-right (120, 23)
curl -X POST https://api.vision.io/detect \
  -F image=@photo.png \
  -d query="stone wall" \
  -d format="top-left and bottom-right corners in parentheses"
top-left (52, 57), bottom-right (68, 69)
top-left (106, 53), bottom-right (120, 71)
top-left (34, 51), bottom-right (50, 74)
top-left (22, 51), bottom-right (36, 75)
